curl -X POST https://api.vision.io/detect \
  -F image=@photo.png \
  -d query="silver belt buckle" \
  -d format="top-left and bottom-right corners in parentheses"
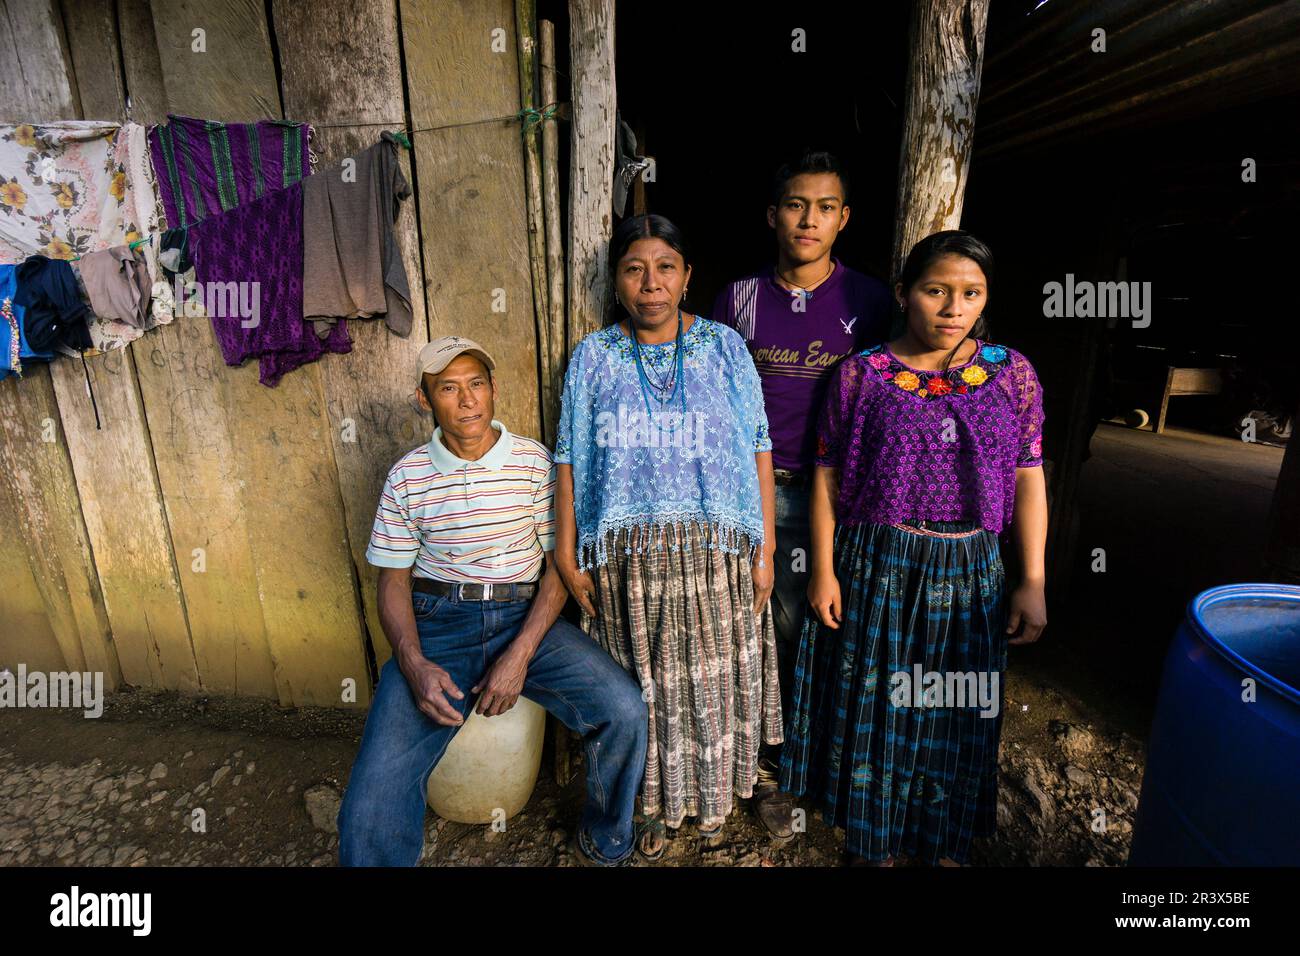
top-left (481, 583), bottom-right (493, 602)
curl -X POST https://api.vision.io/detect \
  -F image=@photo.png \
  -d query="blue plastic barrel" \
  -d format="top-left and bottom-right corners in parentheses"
top-left (1129, 583), bottom-right (1300, 866)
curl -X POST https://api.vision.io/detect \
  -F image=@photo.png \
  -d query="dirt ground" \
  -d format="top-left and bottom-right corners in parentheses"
top-left (0, 662), bottom-right (1141, 868)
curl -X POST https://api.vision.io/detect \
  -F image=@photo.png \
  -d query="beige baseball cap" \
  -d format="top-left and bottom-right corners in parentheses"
top-left (415, 336), bottom-right (496, 388)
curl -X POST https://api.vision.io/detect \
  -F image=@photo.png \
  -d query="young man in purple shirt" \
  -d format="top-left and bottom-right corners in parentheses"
top-left (711, 150), bottom-right (892, 839)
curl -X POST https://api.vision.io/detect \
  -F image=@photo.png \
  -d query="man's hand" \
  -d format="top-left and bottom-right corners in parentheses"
top-left (400, 655), bottom-right (466, 726)
top-left (472, 646), bottom-right (529, 717)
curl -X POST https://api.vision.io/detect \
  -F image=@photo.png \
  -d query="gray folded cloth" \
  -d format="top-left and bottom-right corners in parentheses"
top-left (77, 244), bottom-right (153, 329)
top-left (303, 131), bottom-right (413, 338)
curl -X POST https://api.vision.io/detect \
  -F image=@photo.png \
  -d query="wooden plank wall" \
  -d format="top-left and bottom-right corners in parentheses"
top-left (0, 0), bottom-right (539, 705)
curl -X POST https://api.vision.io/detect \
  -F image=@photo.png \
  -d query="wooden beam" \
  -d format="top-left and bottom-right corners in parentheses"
top-left (517, 0), bottom-right (555, 445)
top-left (59, 0), bottom-right (128, 122)
top-left (539, 18), bottom-right (567, 440)
top-left (977, 0), bottom-right (1294, 153)
top-left (567, 0), bottom-right (616, 347)
top-left (273, 0), bottom-right (431, 679)
top-left (0, 0), bottom-right (80, 122)
top-left (890, 0), bottom-right (990, 283)
top-left (116, 0), bottom-right (168, 123)
top-left (400, 0), bottom-right (540, 439)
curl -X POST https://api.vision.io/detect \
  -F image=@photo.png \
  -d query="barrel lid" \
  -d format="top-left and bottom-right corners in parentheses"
top-left (1188, 583), bottom-right (1300, 704)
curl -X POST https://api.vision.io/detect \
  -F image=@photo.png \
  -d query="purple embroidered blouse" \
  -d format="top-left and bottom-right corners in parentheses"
top-left (817, 341), bottom-right (1044, 533)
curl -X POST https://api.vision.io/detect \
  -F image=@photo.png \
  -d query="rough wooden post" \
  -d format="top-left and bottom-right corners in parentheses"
top-left (890, 0), bottom-right (990, 283)
top-left (567, 0), bottom-right (616, 346)
top-left (539, 19), bottom-right (567, 434)
top-left (516, 0), bottom-right (555, 444)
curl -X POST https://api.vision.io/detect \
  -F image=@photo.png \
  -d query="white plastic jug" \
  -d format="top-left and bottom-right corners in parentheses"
top-left (426, 695), bottom-right (546, 824)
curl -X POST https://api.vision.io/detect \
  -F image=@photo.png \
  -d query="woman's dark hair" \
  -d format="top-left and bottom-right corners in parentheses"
top-left (605, 213), bottom-right (691, 324)
top-left (896, 229), bottom-right (995, 370)
top-left (770, 149), bottom-right (850, 207)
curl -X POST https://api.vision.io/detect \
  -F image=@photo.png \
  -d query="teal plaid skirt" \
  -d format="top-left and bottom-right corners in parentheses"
top-left (779, 519), bottom-right (1008, 864)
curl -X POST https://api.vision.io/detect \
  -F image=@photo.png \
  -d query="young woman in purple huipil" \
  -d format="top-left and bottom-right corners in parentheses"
top-left (780, 231), bottom-right (1048, 866)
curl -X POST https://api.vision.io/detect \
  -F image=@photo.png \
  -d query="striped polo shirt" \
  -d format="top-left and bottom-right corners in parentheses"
top-left (365, 420), bottom-right (556, 584)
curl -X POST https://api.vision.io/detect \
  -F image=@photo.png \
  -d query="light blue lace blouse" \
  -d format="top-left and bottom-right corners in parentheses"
top-left (555, 316), bottom-right (772, 570)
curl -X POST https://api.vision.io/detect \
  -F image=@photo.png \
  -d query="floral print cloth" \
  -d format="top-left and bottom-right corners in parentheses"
top-left (818, 341), bottom-right (1044, 533)
top-left (0, 121), bottom-right (173, 352)
top-left (555, 316), bottom-right (772, 570)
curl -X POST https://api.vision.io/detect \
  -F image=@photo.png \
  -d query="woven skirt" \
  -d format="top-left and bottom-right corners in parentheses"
top-left (582, 522), bottom-right (783, 829)
top-left (779, 519), bottom-right (1008, 864)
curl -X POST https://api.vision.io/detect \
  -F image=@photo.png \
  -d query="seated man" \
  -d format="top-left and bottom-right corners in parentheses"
top-left (337, 336), bottom-right (647, 867)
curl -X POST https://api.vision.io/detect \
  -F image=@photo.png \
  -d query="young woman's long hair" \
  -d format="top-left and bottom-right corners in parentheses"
top-left (604, 214), bottom-right (691, 325)
top-left (896, 230), bottom-right (995, 371)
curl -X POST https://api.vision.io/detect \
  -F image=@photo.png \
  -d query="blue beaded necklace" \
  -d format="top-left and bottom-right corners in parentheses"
top-left (629, 309), bottom-right (687, 422)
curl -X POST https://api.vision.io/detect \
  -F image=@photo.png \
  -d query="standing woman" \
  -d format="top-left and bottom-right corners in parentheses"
top-left (554, 213), bottom-right (782, 859)
top-left (781, 230), bottom-right (1048, 866)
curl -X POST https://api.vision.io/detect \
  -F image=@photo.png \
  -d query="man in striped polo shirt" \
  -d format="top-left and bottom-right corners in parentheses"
top-left (338, 336), bottom-right (647, 867)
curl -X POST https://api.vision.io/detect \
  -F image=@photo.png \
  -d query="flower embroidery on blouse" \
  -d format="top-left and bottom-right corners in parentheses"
top-left (893, 370), bottom-right (920, 391)
top-left (859, 342), bottom-right (1009, 400)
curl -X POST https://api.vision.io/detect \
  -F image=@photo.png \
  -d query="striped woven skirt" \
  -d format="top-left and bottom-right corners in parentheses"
top-left (582, 522), bottom-right (783, 829)
top-left (779, 519), bottom-right (1008, 864)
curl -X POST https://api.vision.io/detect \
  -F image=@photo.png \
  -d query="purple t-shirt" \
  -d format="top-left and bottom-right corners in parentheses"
top-left (818, 341), bottom-right (1045, 533)
top-left (711, 259), bottom-right (892, 471)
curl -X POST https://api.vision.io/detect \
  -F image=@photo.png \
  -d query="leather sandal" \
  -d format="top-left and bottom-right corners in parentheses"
top-left (636, 817), bottom-right (667, 862)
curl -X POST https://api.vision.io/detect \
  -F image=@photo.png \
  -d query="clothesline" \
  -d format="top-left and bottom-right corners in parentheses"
top-left (311, 103), bottom-right (564, 137)
top-left (66, 104), bottom-right (564, 262)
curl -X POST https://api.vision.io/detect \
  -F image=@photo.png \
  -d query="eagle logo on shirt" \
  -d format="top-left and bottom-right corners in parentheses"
top-left (840, 316), bottom-right (858, 335)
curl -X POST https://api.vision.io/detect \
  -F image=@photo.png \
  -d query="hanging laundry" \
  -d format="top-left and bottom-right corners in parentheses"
top-left (0, 122), bottom-right (126, 261)
top-left (149, 114), bottom-right (316, 229)
top-left (77, 244), bottom-right (154, 330)
top-left (157, 225), bottom-right (205, 319)
top-left (303, 131), bottom-right (413, 338)
top-left (15, 256), bottom-right (92, 353)
top-left (115, 122), bottom-right (175, 329)
top-left (189, 180), bottom-right (350, 387)
top-left (0, 263), bottom-right (53, 381)
top-left (0, 121), bottom-right (175, 348)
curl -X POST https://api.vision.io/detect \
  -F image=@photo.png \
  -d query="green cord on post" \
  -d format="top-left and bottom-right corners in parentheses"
top-left (518, 105), bottom-right (558, 133)
top-left (391, 130), bottom-right (411, 149)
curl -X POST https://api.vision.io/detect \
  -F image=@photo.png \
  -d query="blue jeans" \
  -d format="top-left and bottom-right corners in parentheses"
top-left (337, 590), bottom-right (648, 866)
top-left (763, 483), bottom-right (811, 768)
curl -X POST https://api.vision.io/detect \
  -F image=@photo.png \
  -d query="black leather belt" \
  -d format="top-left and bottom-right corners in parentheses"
top-left (412, 578), bottom-right (537, 602)
top-left (773, 469), bottom-right (809, 488)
